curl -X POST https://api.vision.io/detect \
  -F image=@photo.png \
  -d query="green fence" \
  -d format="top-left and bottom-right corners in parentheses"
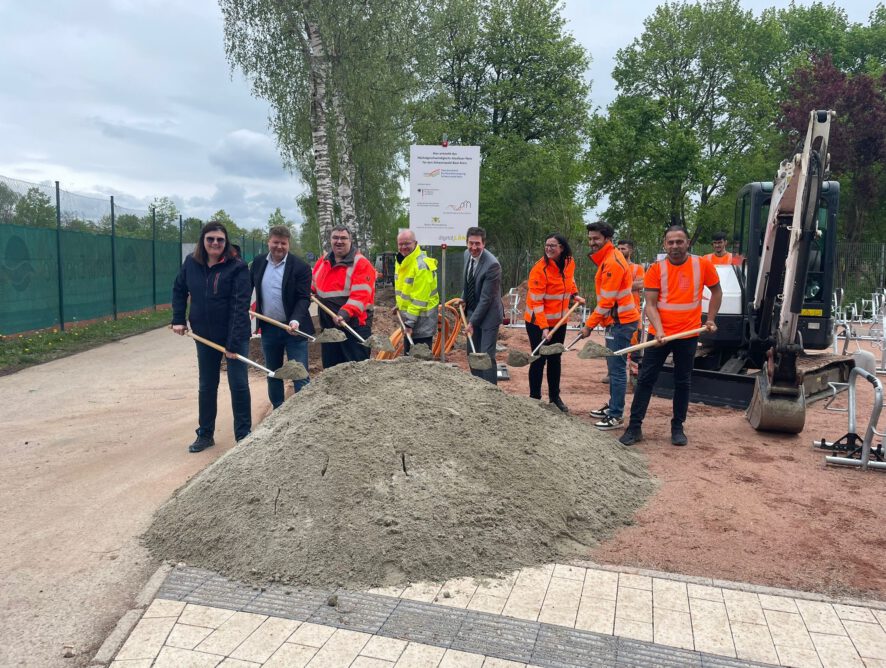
top-left (0, 223), bottom-right (184, 334)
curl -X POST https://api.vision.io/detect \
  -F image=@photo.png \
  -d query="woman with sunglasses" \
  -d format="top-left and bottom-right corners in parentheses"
top-left (172, 221), bottom-right (252, 452)
top-left (523, 233), bottom-right (585, 412)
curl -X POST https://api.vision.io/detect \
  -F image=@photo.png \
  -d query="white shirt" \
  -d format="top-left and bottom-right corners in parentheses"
top-left (260, 254), bottom-right (288, 322)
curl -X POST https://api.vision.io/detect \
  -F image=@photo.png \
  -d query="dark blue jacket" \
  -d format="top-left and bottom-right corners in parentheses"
top-left (172, 255), bottom-right (251, 350)
top-left (249, 252), bottom-right (316, 335)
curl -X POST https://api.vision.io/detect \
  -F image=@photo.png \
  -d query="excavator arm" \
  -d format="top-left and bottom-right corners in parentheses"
top-left (747, 110), bottom-right (835, 433)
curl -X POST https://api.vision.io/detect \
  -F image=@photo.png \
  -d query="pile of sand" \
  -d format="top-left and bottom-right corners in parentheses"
top-left (145, 359), bottom-right (655, 589)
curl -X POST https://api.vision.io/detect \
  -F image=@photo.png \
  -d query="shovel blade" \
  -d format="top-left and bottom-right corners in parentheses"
top-left (539, 343), bottom-right (567, 355)
top-left (365, 334), bottom-right (395, 353)
top-left (273, 360), bottom-right (309, 381)
top-left (468, 352), bottom-right (493, 370)
top-left (506, 348), bottom-right (538, 367)
top-left (315, 328), bottom-right (347, 343)
top-left (409, 343), bottom-right (434, 360)
top-left (577, 340), bottom-right (613, 360)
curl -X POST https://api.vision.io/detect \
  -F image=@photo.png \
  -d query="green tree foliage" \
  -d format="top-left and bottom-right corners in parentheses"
top-left (13, 187), bottom-right (56, 228)
top-left (412, 0), bottom-right (590, 264)
top-left (182, 217), bottom-right (204, 243)
top-left (586, 0), bottom-right (777, 251)
top-left (0, 182), bottom-right (19, 223)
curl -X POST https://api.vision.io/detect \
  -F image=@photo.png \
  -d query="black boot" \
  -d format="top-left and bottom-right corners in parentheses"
top-left (188, 434), bottom-right (215, 453)
top-left (550, 397), bottom-right (569, 413)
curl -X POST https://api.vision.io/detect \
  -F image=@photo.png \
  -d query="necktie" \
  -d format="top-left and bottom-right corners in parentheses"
top-left (465, 258), bottom-right (476, 310)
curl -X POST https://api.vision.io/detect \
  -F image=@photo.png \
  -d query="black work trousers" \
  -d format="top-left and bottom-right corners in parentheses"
top-left (525, 321), bottom-right (567, 401)
top-left (627, 336), bottom-right (698, 430)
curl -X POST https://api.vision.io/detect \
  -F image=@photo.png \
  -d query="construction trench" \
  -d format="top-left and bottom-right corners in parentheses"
top-left (144, 357), bottom-right (656, 590)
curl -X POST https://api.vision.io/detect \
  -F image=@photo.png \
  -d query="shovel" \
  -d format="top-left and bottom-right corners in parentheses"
top-left (578, 326), bottom-right (708, 360)
top-left (185, 331), bottom-right (308, 381)
top-left (250, 309), bottom-right (345, 343)
top-left (457, 304), bottom-right (494, 371)
top-left (311, 295), bottom-right (395, 353)
top-left (507, 302), bottom-right (580, 367)
top-left (396, 311), bottom-right (434, 361)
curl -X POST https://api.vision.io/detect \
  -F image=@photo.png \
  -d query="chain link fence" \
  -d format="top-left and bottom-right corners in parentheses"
top-left (0, 175), bottom-right (267, 335)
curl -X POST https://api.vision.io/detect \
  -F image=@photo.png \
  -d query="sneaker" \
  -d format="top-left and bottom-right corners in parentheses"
top-left (595, 415), bottom-right (624, 430)
top-left (188, 434), bottom-right (215, 453)
top-left (619, 427), bottom-right (643, 446)
top-left (671, 428), bottom-right (688, 446)
top-left (550, 398), bottom-right (569, 413)
top-left (589, 404), bottom-right (610, 419)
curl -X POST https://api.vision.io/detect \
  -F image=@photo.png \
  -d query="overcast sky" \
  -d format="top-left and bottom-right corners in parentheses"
top-left (0, 1), bottom-right (876, 229)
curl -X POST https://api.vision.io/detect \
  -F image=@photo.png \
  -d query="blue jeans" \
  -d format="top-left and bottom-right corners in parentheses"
top-left (604, 321), bottom-right (638, 419)
top-left (260, 326), bottom-right (309, 408)
top-left (195, 338), bottom-right (251, 441)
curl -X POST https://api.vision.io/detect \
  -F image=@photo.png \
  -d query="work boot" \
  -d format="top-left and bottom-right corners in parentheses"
top-left (550, 397), bottom-right (569, 413)
top-left (188, 434), bottom-right (215, 453)
top-left (671, 427), bottom-right (688, 446)
top-left (618, 427), bottom-right (643, 446)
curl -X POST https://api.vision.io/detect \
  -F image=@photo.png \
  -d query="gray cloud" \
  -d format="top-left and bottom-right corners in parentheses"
top-left (209, 130), bottom-right (286, 179)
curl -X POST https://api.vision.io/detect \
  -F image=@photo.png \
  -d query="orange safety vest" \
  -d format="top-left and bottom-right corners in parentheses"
top-left (524, 256), bottom-right (578, 329)
top-left (703, 252), bottom-right (732, 266)
top-left (646, 255), bottom-right (718, 336)
top-left (629, 261), bottom-right (645, 309)
top-left (312, 249), bottom-right (376, 325)
top-left (584, 242), bottom-right (640, 329)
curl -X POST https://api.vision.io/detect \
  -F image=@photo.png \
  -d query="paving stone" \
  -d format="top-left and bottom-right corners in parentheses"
top-left (380, 599), bottom-right (465, 648)
top-left (439, 648), bottom-right (486, 667)
top-left (307, 590), bottom-right (399, 633)
top-left (530, 624), bottom-right (616, 667)
top-left (242, 586), bottom-right (331, 622)
top-left (228, 617), bottom-right (300, 664)
top-left (394, 641), bottom-right (448, 666)
top-left (451, 611), bottom-right (538, 663)
top-left (360, 635), bottom-right (408, 662)
top-left (615, 637), bottom-right (701, 667)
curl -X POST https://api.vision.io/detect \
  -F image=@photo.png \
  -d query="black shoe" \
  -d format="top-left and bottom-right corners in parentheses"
top-left (236, 433), bottom-right (251, 443)
top-left (619, 427), bottom-right (643, 446)
top-left (550, 398), bottom-right (569, 413)
top-left (188, 435), bottom-right (215, 453)
top-left (671, 428), bottom-right (688, 446)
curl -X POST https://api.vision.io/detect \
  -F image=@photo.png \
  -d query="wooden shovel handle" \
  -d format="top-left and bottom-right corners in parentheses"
top-left (612, 326), bottom-right (708, 356)
top-left (185, 331), bottom-right (275, 375)
top-left (457, 304), bottom-right (478, 354)
top-left (531, 302), bottom-right (581, 355)
top-left (310, 295), bottom-right (365, 342)
top-left (250, 310), bottom-right (316, 342)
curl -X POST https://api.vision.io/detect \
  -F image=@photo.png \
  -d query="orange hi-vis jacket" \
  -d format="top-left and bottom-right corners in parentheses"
top-left (312, 247), bottom-right (376, 325)
top-left (703, 252), bottom-right (733, 266)
top-left (585, 242), bottom-right (640, 330)
top-left (629, 261), bottom-right (645, 309)
top-left (645, 255), bottom-right (719, 336)
top-left (524, 256), bottom-right (579, 329)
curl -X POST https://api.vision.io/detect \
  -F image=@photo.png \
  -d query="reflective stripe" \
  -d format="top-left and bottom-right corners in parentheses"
top-left (316, 289), bottom-right (350, 298)
top-left (349, 283), bottom-right (373, 292)
top-left (617, 303), bottom-right (636, 313)
top-left (543, 292), bottom-right (570, 300)
top-left (528, 292), bottom-right (545, 300)
top-left (657, 256), bottom-right (701, 310)
top-left (599, 289), bottom-right (620, 298)
top-left (594, 306), bottom-right (610, 315)
top-left (345, 298), bottom-right (366, 312)
top-left (547, 310), bottom-right (565, 320)
top-left (404, 277), bottom-right (415, 285)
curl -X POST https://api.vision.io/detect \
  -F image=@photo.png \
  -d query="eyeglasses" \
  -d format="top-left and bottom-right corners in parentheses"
top-left (544, 243), bottom-right (561, 249)
top-left (331, 236), bottom-right (350, 242)
top-left (205, 236), bottom-right (226, 244)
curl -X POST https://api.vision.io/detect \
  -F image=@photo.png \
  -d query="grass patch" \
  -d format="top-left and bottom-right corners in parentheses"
top-left (0, 309), bottom-right (172, 376)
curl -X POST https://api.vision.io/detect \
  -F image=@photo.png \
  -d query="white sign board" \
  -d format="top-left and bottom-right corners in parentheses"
top-left (409, 145), bottom-right (480, 247)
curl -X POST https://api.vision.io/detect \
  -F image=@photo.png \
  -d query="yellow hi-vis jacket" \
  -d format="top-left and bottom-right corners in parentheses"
top-left (395, 245), bottom-right (440, 339)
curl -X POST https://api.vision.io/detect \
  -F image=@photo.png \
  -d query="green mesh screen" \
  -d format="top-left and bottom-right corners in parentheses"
top-left (115, 237), bottom-right (154, 312)
top-left (60, 229), bottom-right (113, 322)
top-left (0, 224), bottom-right (60, 333)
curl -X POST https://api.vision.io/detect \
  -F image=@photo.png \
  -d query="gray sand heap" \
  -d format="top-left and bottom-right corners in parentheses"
top-left (145, 359), bottom-right (655, 589)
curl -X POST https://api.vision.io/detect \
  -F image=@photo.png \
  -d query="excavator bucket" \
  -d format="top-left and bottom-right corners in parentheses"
top-left (746, 371), bottom-right (806, 434)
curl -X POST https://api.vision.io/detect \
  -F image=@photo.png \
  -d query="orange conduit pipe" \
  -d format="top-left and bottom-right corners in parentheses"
top-left (375, 298), bottom-right (464, 360)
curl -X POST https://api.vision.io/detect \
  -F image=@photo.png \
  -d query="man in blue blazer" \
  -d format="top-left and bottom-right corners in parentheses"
top-left (460, 226), bottom-right (504, 384)
top-left (250, 226), bottom-right (314, 408)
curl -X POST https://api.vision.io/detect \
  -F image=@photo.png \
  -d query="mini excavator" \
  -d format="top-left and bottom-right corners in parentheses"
top-left (654, 110), bottom-right (854, 433)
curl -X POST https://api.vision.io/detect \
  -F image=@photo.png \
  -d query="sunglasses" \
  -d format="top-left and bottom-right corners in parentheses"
top-left (205, 236), bottom-right (226, 244)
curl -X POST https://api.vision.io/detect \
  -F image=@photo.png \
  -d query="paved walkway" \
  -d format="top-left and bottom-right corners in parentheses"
top-left (103, 562), bottom-right (886, 667)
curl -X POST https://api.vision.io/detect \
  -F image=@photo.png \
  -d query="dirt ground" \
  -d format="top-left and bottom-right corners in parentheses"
top-left (470, 324), bottom-right (886, 600)
top-left (2, 320), bottom-right (884, 666)
top-left (0, 328), bottom-right (272, 668)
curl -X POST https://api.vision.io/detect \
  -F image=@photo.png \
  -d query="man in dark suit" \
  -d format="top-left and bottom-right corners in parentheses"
top-left (250, 225), bottom-right (314, 408)
top-left (460, 226), bottom-right (504, 384)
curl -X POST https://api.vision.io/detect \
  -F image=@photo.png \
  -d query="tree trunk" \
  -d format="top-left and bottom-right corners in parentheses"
top-left (302, 7), bottom-right (335, 251)
top-left (330, 83), bottom-right (363, 249)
